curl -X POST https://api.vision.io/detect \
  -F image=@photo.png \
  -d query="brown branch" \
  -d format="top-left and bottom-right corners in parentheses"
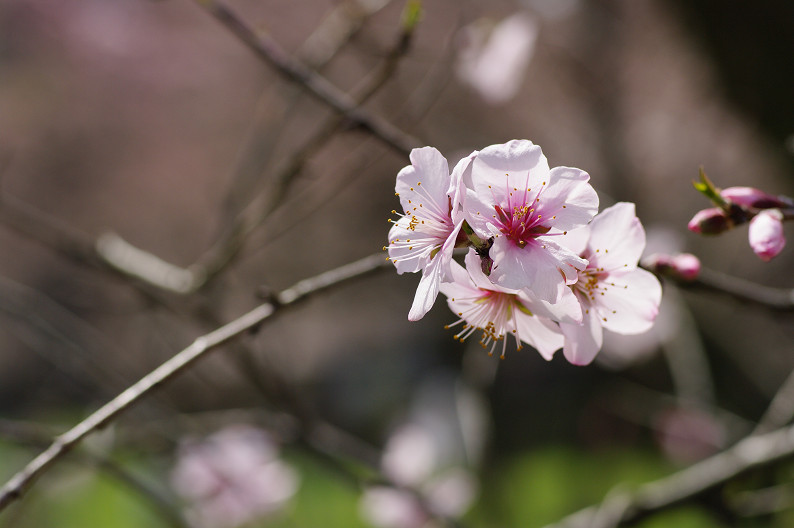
top-left (652, 265), bottom-right (794, 310)
top-left (0, 252), bottom-right (392, 512)
top-left (544, 422), bottom-right (794, 528)
top-left (218, 0), bottom-right (394, 230)
top-left (190, 7), bottom-right (419, 289)
top-left (193, 0), bottom-right (420, 157)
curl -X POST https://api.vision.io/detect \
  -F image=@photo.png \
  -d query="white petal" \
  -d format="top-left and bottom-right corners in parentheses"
top-left (539, 167), bottom-right (599, 231)
top-left (408, 256), bottom-right (443, 321)
top-left (556, 225), bottom-right (590, 257)
top-left (461, 187), bottom-right (496, 240)
top-left (488, 236), bottom-right (585, 302)
top-left (387, 218), bottom-right (427, 274)
top-left (449, 150), bottom-right (477, 213)
top-left (595, 268), bottom-right (662, 334)
top-left (395, 147), bottom-right (450, 203)
top-left (469, 140), bottom-right (550, 200)
top-left (514, 314), bottom-right (563, 360)
top-left (587, 202), bottom-right (646, 270)
top-left (561, 309), bottom-right (603, 365)
top-left (520, 285), bottom-right (583, 324)
top-left (455, 12), bottom-right (538, 105)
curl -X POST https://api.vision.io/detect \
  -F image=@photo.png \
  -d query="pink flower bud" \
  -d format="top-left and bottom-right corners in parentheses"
top-left (748, 209), bottom-right (786, 261)
top-left (643, 253), bottom-right (700, 281)
top-left (687, 207), bottom-right (731, 235)
top-left (721, 187), bottom-right (793, 210)
top-left (669, 253), bottom-right (700, 280)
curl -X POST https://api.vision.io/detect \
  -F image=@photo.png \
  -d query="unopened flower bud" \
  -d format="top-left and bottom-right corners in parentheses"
top-left (687, 207), bottom-right (732, 235)
top-left (748, 209), bottom-right (786, 262)
top-left (721, 187), bottom-right (793, 210)
top-left (643, 253), bottom-right (700, 281)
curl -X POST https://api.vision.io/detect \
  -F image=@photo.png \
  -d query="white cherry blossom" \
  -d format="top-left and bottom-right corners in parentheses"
top-left (559, 202), bottom-right (662, 365)
top-left (458, 139), bottom-right (599, 302)
top-left (387, 147), bottom-right (465, 321)
top-left (439, 250), bottom-right (569, 360)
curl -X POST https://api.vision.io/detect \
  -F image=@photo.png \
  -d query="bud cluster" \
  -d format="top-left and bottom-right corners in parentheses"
top-left (688, 172), bottom-right (792, 262)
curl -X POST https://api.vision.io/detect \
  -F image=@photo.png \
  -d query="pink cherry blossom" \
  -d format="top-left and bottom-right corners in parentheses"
top-left (459, 139), bottom-right (599, 302)
top-left (748, 208), bottom-right (786, 261)
top-left (456, 12), bottom-right (538, 105)
top-left (559, 203), bottom-right (662, 366)
top-left (170, 425), bottom-right (299, 528)
top-left (439, 250), bottom-right (571, 360)
top-left (387, 147), bottom-right (464, 321)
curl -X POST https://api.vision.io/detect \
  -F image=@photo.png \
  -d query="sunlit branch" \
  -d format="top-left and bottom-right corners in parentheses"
top-left (544, 422), bottom-right (794, 528)
top-left (0, 252), bottom-right (391, 512)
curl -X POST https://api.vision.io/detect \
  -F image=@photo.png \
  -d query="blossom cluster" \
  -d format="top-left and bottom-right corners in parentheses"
top-left (386, 140), bottom-right (662, 365)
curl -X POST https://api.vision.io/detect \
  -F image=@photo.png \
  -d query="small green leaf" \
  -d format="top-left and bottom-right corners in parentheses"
top-left (692, 167), bottom-right (729, 210)
top-left (401, 0), bottom-right (423, 33)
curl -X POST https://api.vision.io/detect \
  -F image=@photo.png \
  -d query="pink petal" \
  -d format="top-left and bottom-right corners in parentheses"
top-left (461, 187), bottom-right (497, 240)
top-left (469, 140), bottom-right (550, 200)
top-left (407, 221), bottom-right (463, 321)
top-left (540, 167), bottom-right (599, 231)
top-left (514, 314), bottom-right (563, 360)
top-left (395, 147), bottom-right (452, 219)
top-left (387, 218), bottom-right (425, 274)
top-left (595, 268), bottom-right (662, 335)
top-left (561, 309), bottom-right (603, 366)
top-left (520, 285), bottom-right (583, 325)
top-left (488, 236), bottom-right (584, 302)
top-left (587, 202), bottom-right (646, 271)
top-left (408, 256), bottom-right (443, 321)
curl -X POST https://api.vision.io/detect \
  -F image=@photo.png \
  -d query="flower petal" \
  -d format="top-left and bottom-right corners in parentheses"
top-left (408, 256), bottom-right (443, 321)
top-left (539, 167), bottom-right (599, 231)
top-left (587, 202), bottom-right (646, 271)
top-left (520, 285), bottom-right (583, 325)
top-left (396, 147), bottom-right (451, 218)
top-left (595, 268), bottom-right (662, 334)
top-left (387, 218), bottom-right (426, 274)
top-left (514, 314), bottom-right (563, 360)
top-left (561, 309), bottom-right (603, 365)
top-left (406, 221), bottom-right (464, 321)
top-left (469, 140), bottom-right (550, 200)
top-left (488, 236), bottom-right (585, 301)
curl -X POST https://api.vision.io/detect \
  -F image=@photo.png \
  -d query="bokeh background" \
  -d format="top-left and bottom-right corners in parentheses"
top-left (0, 0), bottom-right (793, 526)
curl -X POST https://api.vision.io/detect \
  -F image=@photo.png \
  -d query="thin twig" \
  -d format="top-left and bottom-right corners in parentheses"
top-left (190, 7), bottom-right (419, 289)
top-left (0, 419), bottom-right (189, 528)
top-left (544, 422), bottom-right (794, 528)
top-left (193, 0), bottom-right (420, 157)
top-left (652, 265), bottom-right (794, 310)
top-left (0, 252), bottom-right (391, 512)
top-left (754, 362), bottom-right (794, 435)
top-left (218, 0), bottom-right (393, 228)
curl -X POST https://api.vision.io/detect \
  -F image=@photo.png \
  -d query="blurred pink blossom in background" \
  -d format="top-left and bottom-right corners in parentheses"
top-left (171, 425), bottom-right (299, 528)
top-left (456, 12), bottom-right (538, 105)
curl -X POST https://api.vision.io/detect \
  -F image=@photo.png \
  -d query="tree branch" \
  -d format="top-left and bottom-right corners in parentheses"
top-left (193, 0), bottom-right (420, 157)
top-left (0, 252), bottom-right (392, 512)
top-left (653, 265), bottom-right (794, 310)
top-left (543, 422), bottom-right (794, 528)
